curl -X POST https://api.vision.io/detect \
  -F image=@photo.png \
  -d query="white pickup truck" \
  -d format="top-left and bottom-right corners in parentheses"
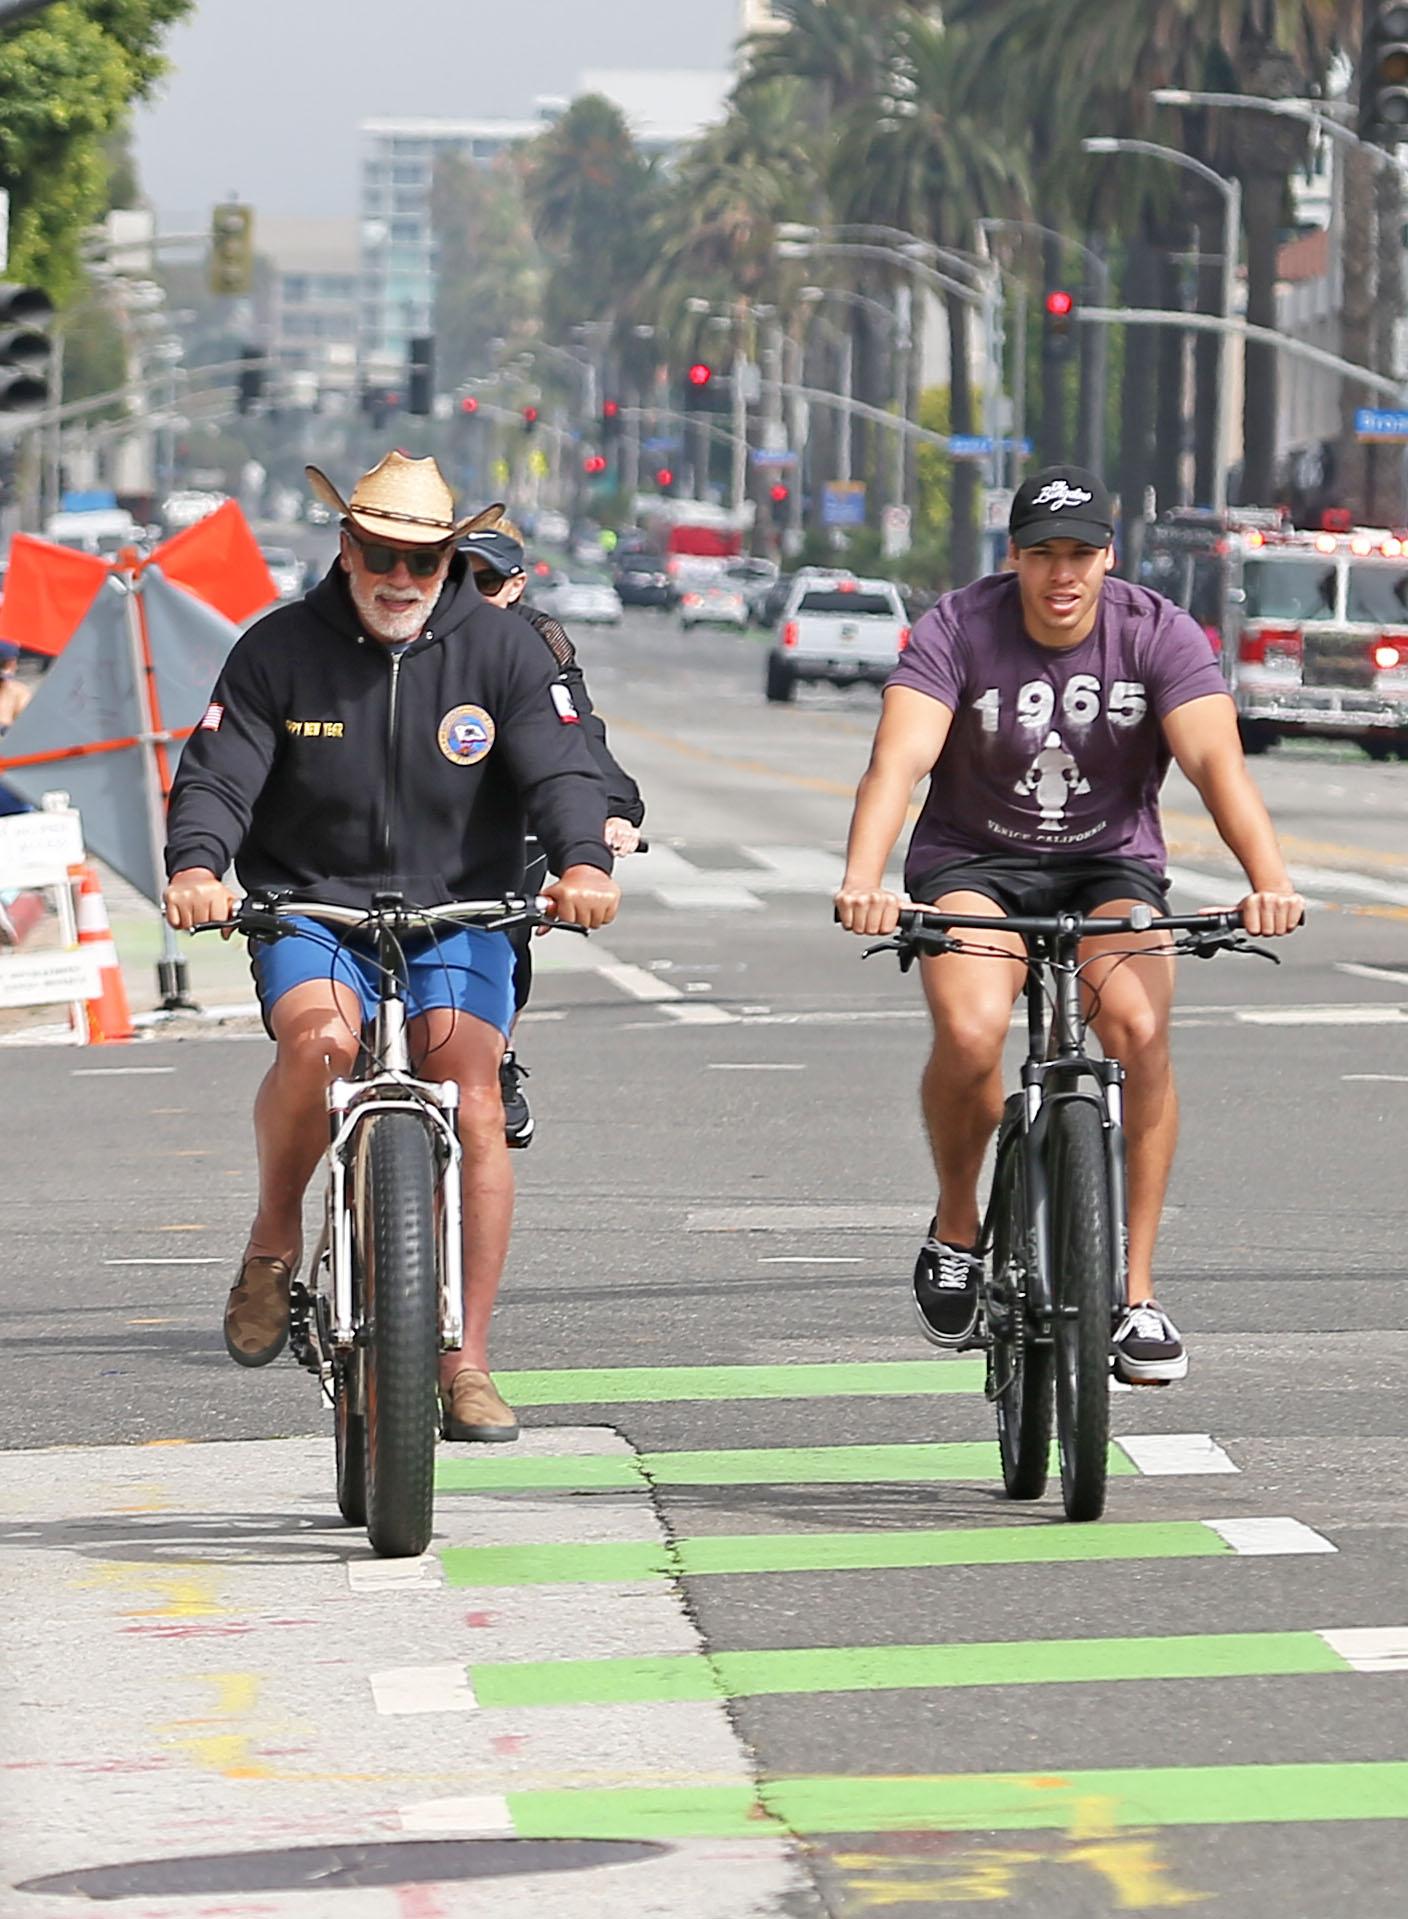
top-left (765, 575), bottom-right (910, 702)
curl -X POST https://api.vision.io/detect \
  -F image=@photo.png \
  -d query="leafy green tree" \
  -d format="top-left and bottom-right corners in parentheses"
top-left (432, 153), bottom-right (544, 388)
top-left (0, 1), bottom-right (193, 303)
top-left (523, 94), bottom-right (661, 338)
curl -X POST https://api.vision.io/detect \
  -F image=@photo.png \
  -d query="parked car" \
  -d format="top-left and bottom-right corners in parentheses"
top-left (766, 576), bottom-right (910, 702)
top-left (679, 580), bottom-right (749, 631)
top-left (614, 555), bottom-right (673, 608)
top-left (532, 508), bottom-right (571, 548)
top-left (258, 545), bottom-right (306, 601)
top-left (537, 570), bottom-right (624, 626)
top-left (724, 556), bottom-right (779, 623)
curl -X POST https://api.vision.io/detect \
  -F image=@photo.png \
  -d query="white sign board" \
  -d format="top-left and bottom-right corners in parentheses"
top-left (0, 951), bottom-right (99, 1011)
top-left (881, 504), bottom-right (912, 559)
top-left (983, 487), bottom-right (1016, 532)
top-left (0, 809), bottom-right (84, 889)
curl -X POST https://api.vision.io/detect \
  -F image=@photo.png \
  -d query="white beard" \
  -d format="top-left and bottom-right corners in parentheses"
top-left (348, 571), bottom-right (438, 642)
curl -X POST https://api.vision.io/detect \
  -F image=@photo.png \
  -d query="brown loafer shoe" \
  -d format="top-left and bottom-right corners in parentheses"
top-left (440, 1369), bottom-right (520, 1443)
top-left (223, 1257), bottom-right (293, 1368)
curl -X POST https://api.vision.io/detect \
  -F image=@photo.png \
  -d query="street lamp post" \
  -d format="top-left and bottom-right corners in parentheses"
top-left (1083, 136), bottom-right (1240, 516)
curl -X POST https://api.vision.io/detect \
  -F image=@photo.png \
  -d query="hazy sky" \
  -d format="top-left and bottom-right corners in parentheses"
top-left (132, 0), bottom-right (741, 225)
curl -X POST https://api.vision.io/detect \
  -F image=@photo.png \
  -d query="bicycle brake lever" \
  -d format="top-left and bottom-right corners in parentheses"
top-left (862, 938), bottom-right (905, 959)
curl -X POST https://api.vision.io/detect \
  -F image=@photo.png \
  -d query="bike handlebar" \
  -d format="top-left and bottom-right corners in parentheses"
top-left (893, 905), bottom-right (1246, 938)
top-left (191, 893), bottom-right (569, 941)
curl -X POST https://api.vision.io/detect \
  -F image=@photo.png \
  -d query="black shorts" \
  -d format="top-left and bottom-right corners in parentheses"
top-left (907, 853), bottom-right (1170, 920)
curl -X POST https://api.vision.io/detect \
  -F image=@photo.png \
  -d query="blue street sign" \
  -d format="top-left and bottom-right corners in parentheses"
top-left (822, 481), bottom-right (867, 527)
top-left (750, 448), bottom-right (798, 468)
top-left (949, 434), bottom-right (993, 458)
top-left (1356, 406), bottom-right (1408, 443)
top-left (642, 436), bottom-right (682, 454)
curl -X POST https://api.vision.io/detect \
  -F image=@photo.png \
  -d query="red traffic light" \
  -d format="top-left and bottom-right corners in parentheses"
top-left (460, 395), bottom-right (479, 414)
top-left (583, 453), bottom-right (608, 476)
top-left (687, 362), bottom-right (713, 388)
top-left (602, 398), bottom-right (620, 419)
top-left (1045, 290), bottom-right (1075, 318)
top-left (769, 482), bottom-right (790, 505)
top-left (655, 466), bottom-right (675, 489)
top-left (523, 404), bottom-right (539, 425)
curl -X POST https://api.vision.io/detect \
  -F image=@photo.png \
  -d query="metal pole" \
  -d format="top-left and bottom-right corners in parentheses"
top-left (120, 573), bottom-right (196, 1011)
top-left (838, 331), bottom-right (853, 482)
top-left (1079, 303), bottom-right (1407, 398)
top-left (1213, 177), bottom-right (1241, 514)
top-left (784, 332), bottom-right (805, 556)
top-left (1011, 280), bottom-right (1028, 486)
top-left (730, 346), bottom-right (748, 512)
top-left (892, 283), bottom-right (911, 508)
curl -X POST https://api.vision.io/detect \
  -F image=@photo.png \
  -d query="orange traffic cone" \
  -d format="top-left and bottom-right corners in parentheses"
top-left (73, 865), bottom-right (134, 1043)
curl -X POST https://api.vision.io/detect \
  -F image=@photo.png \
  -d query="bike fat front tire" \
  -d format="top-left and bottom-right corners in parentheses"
top-left (1049, 1098), bottom-right (1114, 1523)
top-left (990, 1128), bottom-right (1053, 1501)
top-left (355, 1110), bottom-right (440, 1558)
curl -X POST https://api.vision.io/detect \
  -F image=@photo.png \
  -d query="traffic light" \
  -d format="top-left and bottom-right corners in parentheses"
top-left (522, 405), bottom-right (539, 434)
top-left (408, 334), bottom-right (435, 416)
top-left (769, 481), bottom-right (790, 505)
top-left (1045, 288), bottom-right (1076, 359)
top-left (0, 283), bottom-right (52, 415)
top-left (1362, 4), bottom-right (1408, 145)
top-left (602, 398), bottom-right (621, 436)
top-left (209, 202), bottom-right (254, 297)
top-left (655, 465), bottom-right (676, 494)
top-left (236, 344), bottom-right (263, 417)
top-left (361, 385), bottom-right (401, 430)
top-left (583, 453), bottom-right (608, 476)
top-left (459, 394), bottom-right (479, 416)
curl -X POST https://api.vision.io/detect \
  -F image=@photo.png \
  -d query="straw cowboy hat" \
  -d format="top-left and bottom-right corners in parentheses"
top-left (305, 451), bottom-right (503, 546)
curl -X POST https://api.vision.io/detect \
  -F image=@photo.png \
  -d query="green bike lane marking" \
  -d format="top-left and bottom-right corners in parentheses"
top-left (467, 1628), bottom-right (1362, 1709)
top-left (436, 1440), bottom-right (1139, 1493)
top-left (493, 1360), bottom-right (984, 1405)
top-left (439, 1516), bottom-right (1332, 1587)
top-left (498, 1763), bottom-right (1408, 1840)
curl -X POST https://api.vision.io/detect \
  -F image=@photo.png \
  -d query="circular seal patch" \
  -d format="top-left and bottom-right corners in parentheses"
top-left (437, 703), bottom-right (495, 766)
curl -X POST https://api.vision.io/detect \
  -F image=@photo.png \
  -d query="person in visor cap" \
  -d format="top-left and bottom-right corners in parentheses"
top-left (835, 461), bottom-right (1304, 1388)
top-left (462, 515), bottom-right (645, 1148)
top-left (163, 452), bottom-right (621, 1445)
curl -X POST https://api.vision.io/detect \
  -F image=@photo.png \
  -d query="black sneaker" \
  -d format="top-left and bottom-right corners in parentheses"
top-left (913, 1227), bottom-right (982, 1348)
top-left (500, 1050), bottom-right (534, 1148)
top-left (1112, 1299), bottom-right (1188, 1385)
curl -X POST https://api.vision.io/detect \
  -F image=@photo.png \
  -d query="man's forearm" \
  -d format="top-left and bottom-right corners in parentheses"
top-left (1197, 762), bottom-right (1293, 891)
top-left (843, 764), bottom-right (915, 888)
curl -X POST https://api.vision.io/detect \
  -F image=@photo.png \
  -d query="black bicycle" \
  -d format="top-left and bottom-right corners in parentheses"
top-left (867, 903), bottom-right (1280, 1523)
top-left (199, 890), bottom-right (571, 1558)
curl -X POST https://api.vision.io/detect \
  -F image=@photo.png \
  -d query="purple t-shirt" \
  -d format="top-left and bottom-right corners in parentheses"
top-left (890, 573), bottom-right (1229, 885)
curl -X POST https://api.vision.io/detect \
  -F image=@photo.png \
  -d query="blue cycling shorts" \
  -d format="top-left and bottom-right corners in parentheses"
top-left (251, 916), bottom-right (516, 1039)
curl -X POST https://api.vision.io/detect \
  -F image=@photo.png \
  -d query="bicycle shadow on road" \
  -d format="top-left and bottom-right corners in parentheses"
top-left (0, 1506), bottom-right (374, 1569)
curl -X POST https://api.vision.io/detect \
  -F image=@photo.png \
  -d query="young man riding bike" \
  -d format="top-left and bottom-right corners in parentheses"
top-left (835, 466), bottom-right (1303, 1383)
top-left (461, 517), bottom-right (645, 1148)
top-left (162, 453), bottom-right (619, 1443)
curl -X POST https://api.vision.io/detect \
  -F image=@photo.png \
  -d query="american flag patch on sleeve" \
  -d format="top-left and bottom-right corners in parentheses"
top-left (200, 702), bottom-right (224, 732)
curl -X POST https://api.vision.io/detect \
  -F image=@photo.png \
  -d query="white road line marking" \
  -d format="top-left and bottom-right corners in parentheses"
top-left (1205, 1516), bottom-right (1336, 1556)
top-left (1319, 1627), bottom-right (1408, 1673)
top-left (656, 886), bottom-right (766, 911)
top-left (1118, 1433), bottom-right (1239, 1477)
top-left (1290, 864), bottom-right (1408, 906)
top-left (398, 1795), bottom-right (514, 1835)
top-left (1165, 865), bottom-right (1251, 908)
top-left (596, 960), bottom-right (683, 1002)
top-left (1337, 962), bottom-right (1408, 986)
top-left (708, 1062), bottom-right (806, 1071)
top-left (1239, 1006), bottom-right (1408, 1026)
top-left (103, 1257), bottom-right (223, 1267)
top-left (1343, 1073), bottom-right (1408, 1083)
top-left (660, 1003), bottom-right (739, 1025)
top-left (759, 1255), bottom-right (864, 1264)
top-left (371, 1663), bottom-right (476, 1715)
top-left (347, 1554), bottom-right (443, 1591)
top-left (71, 1065), bottom-right (176, 1076)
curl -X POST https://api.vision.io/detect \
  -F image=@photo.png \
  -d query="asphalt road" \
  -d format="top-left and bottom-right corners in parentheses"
top-left (4, 596), bottom-right (1408, 1916)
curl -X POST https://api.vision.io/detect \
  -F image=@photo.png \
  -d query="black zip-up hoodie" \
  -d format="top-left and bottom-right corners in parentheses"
top-left (164, 553), bottom-right (612, 907)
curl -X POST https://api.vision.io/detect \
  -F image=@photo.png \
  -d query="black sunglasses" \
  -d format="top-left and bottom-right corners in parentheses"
top-left (350, 533), bottom-right (448, 579)
top-left (473, 570), bottom-right (508, 593)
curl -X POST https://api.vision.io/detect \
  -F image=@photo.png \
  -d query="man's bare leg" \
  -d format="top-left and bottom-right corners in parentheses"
top-left (245, 981), bottom-right (363, 1269)
top-left (918, 894), bottom-right (1027, 1245)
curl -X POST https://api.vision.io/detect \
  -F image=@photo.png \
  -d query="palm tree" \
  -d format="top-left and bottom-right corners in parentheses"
top-left (947, 0), bottom-right (1356, 512)
top-left (828, 15), bottom-right (1022, 582)
top-left (523, 95), bottom-right (661, 337)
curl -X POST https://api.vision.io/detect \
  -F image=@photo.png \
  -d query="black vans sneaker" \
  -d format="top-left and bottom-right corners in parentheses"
top-left (500, 1050), bottom-right (534, 1149)
top-left (1112, 1299), bottom-right (1188, 1384)
top-left (913, 1227), bottom-right (982, 1348)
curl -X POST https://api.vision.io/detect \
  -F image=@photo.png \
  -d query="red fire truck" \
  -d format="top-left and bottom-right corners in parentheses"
top-left (1143, 508), bottom-right (1408, 758)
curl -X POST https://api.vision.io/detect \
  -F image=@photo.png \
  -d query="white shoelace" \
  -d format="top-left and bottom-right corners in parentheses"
top-left (1120, 1303), bottom-right (1173, 1340)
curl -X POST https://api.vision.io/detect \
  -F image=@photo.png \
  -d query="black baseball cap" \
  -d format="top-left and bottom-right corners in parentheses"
top-left (460, 529), bottom-right (525, 579)
top-left (1009, 465), bottom-right (1115, 549)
